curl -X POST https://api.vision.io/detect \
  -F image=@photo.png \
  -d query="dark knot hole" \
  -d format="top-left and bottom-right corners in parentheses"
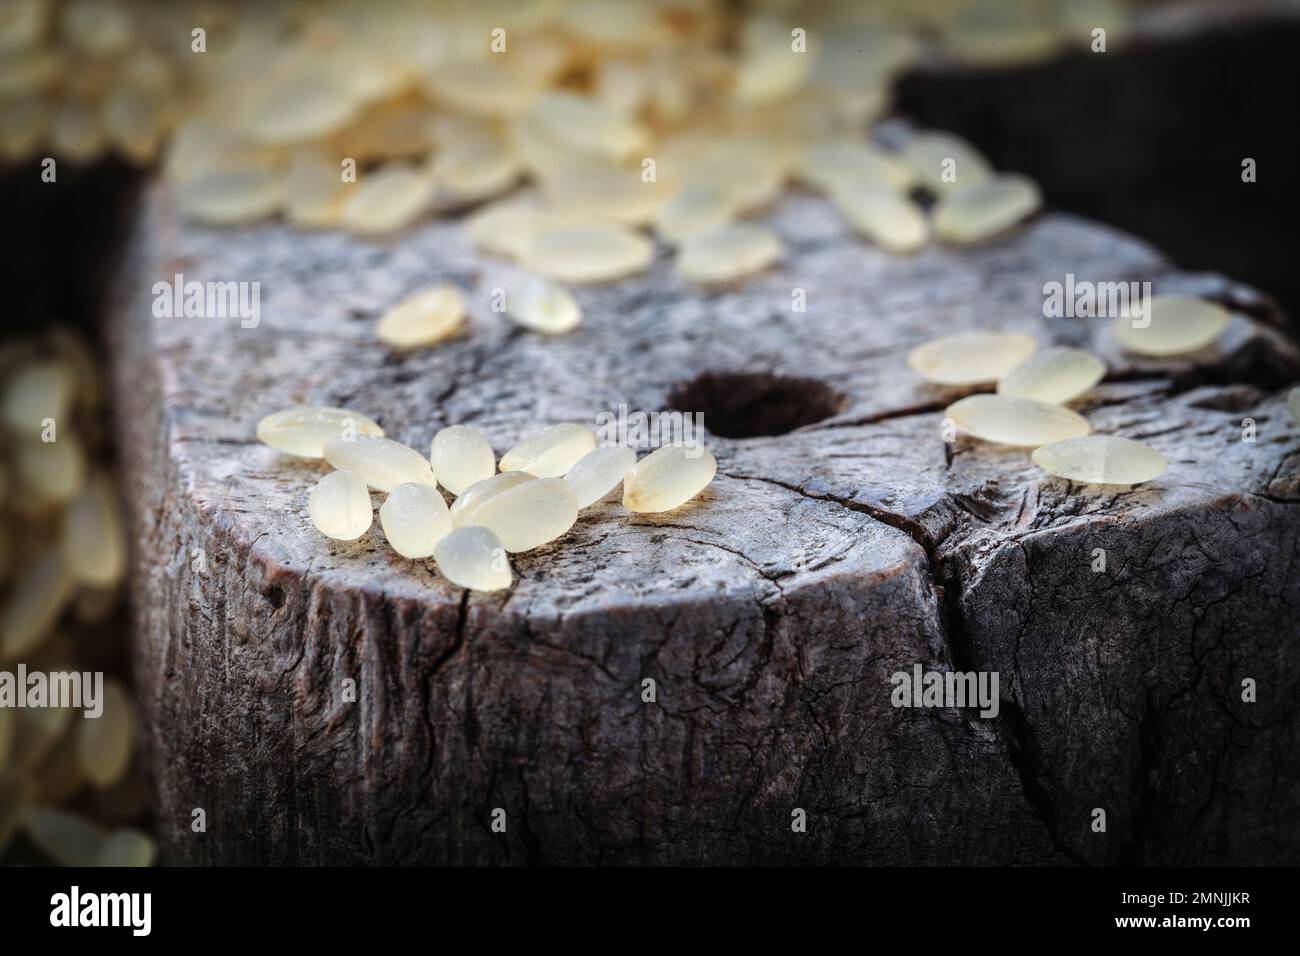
top-left (666, 371), bottom-right (845, 439)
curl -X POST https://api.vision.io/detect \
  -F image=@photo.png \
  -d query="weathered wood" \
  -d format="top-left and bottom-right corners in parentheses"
top-left (108, 178), bottom-right (1300, 864)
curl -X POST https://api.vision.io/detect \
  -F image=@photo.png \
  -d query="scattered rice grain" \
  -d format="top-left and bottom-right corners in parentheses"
top-left (997, 347), bottom-right (1106, 403)
top-left (257, 406), bottom-right (384, 459)
top-left (622, 445), bottom-right (717, 513)
top-left (945, 394), bottom-right (1090, 446)
top-left (908, 331), bottom-right (1037, 385)
top-left (450, 471), bottom-right (536, 528)
top-left (507, 277), bottom-right (582, 334)
top-left (434, 525), bottom-right (512, 591)
top-left (1111, 295), bottom-right (1230, 357)
top-left (565, 445), bottom-right (637, 508)
top-left (323, 436), bottom-right (437, 493)
top-left (500, 423), bottom-right (597, 478)
top-left (379, 482), bottom-right (452, 558)
top-left (470, 476), bottom-right (579, 552)
top-left (676, 223), bottom-right (780, 283)
top-left (430, 425), bottom-right (496, 495)
top-left (932, 173), bottom-right (1041, 245)
top-left (376, 284), bottom-right (465, 349)
top-left (1032, 434), bottom-right (1167, 485)
top-left (521, 221), bottom-right (654, 283)
top-left (308, 469), bottom-right (373, 540)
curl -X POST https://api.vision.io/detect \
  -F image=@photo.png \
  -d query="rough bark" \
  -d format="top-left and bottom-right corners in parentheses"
top-left (107, 177), bottom-right (1300, 865)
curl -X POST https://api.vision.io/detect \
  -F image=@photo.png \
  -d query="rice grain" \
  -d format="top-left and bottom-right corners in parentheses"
top-left (308, 469), bottom-right (373, 540)
top-left (379, 482), bottom-right (452, 558)
top-left (622, 445), bottom-right (717, 513)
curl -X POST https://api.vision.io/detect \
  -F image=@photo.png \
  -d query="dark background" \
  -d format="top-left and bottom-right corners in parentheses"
top-left (896, 14), bottom-right (1300, 328)
top-left (0, 159), bottom-right (141, 343)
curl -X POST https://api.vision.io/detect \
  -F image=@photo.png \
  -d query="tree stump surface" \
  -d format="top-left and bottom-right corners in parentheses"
top-left (108, 176), bottom-right (1300, 864)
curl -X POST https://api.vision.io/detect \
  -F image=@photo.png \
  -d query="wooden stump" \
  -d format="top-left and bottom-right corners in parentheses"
top-left (107, 181), bottom-right (1300, 864)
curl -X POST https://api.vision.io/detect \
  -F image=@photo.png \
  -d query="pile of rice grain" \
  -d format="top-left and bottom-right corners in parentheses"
top-left (258, 413), bottom-right (717, 592)
top-left (0, 330), bottom-right (154, 867)
top-left (906, 294), bottom-right (1241, 485)
top-left (5, 0), bottom-right (1135, 331)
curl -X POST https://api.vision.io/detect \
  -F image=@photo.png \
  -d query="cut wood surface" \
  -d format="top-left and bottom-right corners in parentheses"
top-left (109, 180), bottom-right (1300, 864)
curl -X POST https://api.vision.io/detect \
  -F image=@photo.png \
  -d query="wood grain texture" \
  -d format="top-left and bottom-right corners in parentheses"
top-left (107, 179), bottom-right (1300, 864)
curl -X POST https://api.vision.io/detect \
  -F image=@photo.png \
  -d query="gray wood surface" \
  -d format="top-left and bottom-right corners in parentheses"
top-left (108, 181), bottom-right (1300, 864)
